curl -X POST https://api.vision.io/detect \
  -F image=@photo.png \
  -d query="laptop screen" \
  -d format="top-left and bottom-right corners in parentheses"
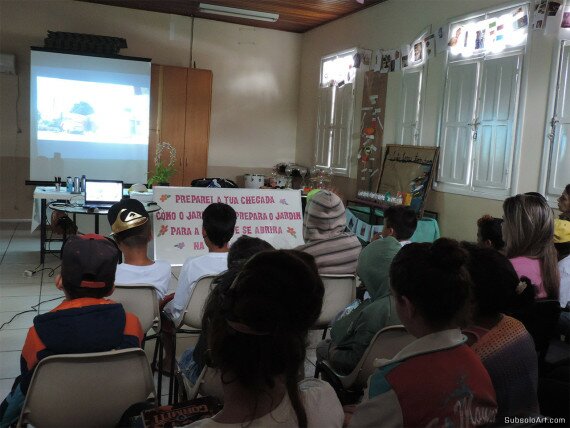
top-left (84, 180), bottom-right (123, 205)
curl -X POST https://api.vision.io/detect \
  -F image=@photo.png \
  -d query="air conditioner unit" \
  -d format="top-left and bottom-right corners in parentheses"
top-left (0, 53), bottom-right (16, 75)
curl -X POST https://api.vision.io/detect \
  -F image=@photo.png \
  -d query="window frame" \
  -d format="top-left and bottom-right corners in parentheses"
top-left (396, 65), bottom-right (427, 146)
top-left (539, 40), bottom-right (570, 208)
top-left (315, 47), bottom-right (359, 177)
top-left (396, 27), bottom-right (429, 147)
top-left (434, 1), bottom-right (532, 200)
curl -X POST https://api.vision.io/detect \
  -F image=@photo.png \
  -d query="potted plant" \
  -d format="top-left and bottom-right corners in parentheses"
top-left (148, 142), bottom-right (177, 187)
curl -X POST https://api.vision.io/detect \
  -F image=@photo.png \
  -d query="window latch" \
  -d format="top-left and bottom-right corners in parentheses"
top-left (468, 118), bottom-right (481, 141)
top-left (547, 116), bottom-right (559, 143)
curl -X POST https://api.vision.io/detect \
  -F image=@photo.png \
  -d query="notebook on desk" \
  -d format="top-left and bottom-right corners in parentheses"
top-left (83, 180), bottom-right (123, 209)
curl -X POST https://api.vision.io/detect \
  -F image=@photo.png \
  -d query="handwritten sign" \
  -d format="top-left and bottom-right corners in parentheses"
top-left (377, 145), bottom-right (439, 216)
top-left (152, 187), bottom-right (304, 265)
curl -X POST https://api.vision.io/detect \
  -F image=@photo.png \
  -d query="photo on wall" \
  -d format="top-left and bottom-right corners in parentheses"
top-left (413, 41), bottom-right (423, 62)
top-left (424, 34), bottom-right (435, 58)
top-left (533, 0), bottom-right (547, 29)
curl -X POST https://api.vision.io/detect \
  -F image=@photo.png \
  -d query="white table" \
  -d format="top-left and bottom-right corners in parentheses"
top-left (33, 187), bottom-right (154, 263)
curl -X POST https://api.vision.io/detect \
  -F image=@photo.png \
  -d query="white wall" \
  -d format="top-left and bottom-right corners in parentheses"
top-left (296, 0), bottom-right (560, 241)
top-left (0, 0), bottom-right (301, 218)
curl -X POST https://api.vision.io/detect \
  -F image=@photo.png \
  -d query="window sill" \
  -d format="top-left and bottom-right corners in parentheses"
top-left (433, 182), bottom-right (511, 201)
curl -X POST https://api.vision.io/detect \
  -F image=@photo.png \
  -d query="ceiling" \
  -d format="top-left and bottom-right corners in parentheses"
top-left (78, 0), bottom-right (387, 33)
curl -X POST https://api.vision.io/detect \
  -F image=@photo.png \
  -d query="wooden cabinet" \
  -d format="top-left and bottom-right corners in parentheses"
top-left (149, 64), bottom-right (212, 186)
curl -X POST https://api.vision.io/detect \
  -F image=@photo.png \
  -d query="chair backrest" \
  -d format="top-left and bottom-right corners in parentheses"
top-left (184, 365), bottom-right (225, 403)
top-left (181, 275), bottom-right (217, 329)
top-left (516, 299), bottom-right (561, 361)
top-left (18, 349), bottom-right (155, 428)
top-left (314, 274), bottom-right (356, 329)
top-left (345, 325), bottom-right (415, 390)
top-left (112, 284), bottom-right (160, 333)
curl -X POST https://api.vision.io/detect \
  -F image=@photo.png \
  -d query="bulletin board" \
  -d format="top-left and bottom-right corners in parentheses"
top-left (356, 71), bottom-right (388, 194)
top-left (377, 145), bottom-right (439, 216)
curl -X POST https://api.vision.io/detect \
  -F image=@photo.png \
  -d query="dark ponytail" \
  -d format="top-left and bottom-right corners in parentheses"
top-left (286, 367), bottom-right (307, 428)
top-left (390, 238), bottom-right (471, 329)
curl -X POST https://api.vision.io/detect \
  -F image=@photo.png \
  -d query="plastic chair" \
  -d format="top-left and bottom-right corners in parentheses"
top-left (316, 325), bottom-right (415, 404)
top-left (112, 284), bottom-right (161, 340)
top-left (181, 365), bottom-right (224, 403)
top-left (313, 274), bottom-right (356, 339)
top-left (515, 299), bottom-right (561, 369)
top-left (17, 348), bottom-right (156, 428)
top-left (178, 275), bottom-right (218, 331)
top-left (166, 274), bottom-right (217, 404)
top-left (112, 284), bottom-right (166, 402)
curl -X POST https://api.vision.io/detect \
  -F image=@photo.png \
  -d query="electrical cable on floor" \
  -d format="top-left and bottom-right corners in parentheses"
top-left (0, 296), bottom-right (64, 331)
top-left (30, 264), bottom-right (59, 277)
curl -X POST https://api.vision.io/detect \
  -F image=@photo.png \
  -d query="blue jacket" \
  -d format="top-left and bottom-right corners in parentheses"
top-left (0, 298), bottom-right (142, 427)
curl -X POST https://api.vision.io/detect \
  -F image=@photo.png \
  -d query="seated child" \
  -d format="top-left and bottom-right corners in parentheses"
top-left (555, 218), bottom-right (570, 336)
top-left (178, 235), bottom-right (274, 385)
top-left (164, 202), bottom-right (237, 326)
top-left (462, 242), bottom-right (539, 418)
top-left (316, 236), bottom-right (402, 375)
top-left (186, 250), bottom-right (344, 427)
top-left (476, 214), bottom-right (505, 251)
top-left (296, 190), bottom-right (361, 274)
top-left (348, 239), bottom-right (497, 427)
top-left (503, 193), bottom-right (560, 300)
top-left (373, 205), bottom-right (417, 246)
top-left (0, 234), bottom-right (143, 427)
top-left (108, 199), bottom-right (172, 300)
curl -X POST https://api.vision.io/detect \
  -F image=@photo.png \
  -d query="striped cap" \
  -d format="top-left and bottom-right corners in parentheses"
top-left (303, 190), bottom-right (347, 241)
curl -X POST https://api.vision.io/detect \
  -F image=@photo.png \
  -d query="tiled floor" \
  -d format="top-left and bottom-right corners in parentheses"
top-left (0, 221), bottom-right (186, 403)
top-left (0, 221), bottom-right (66, 399)
top-left (0, 221), bottom-right (319, 405)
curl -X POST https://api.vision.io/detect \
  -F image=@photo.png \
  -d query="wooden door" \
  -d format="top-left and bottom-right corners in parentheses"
top-left (149, 64), bottom-right (188, 186)
top-left (183, 69), bottom-right (212, 185)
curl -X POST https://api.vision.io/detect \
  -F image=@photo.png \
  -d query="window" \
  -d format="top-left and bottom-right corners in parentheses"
top-left (315, 49), bottom-right (357, 176)
top-left (397, 29), bottom-right (429, 146)
top-left (397, 66), bottom-right (426, 146)
top-left (540, 41), bottom-right (570, 205)
top-left (437, 3), bottom-right (528, 198)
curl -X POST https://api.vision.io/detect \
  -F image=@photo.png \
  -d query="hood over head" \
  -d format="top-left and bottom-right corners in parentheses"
top-left (303, 190), bottom-right (347, 241)
top-left (357, 236), bottom-right (402, 300)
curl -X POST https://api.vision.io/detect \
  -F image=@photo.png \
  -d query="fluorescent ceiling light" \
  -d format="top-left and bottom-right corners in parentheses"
top-left (198, 3), bottom-right (279, 22)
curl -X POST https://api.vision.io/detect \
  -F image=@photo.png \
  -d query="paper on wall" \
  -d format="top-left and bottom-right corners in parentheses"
top-left (400, 44), bottom-right (410, 69)
top-left (435, 26), bottom-right (449, 54)
top-left (379, 49), bottom-right (391, 73)
top-left (424, 34), bottom-right (435, 59)
top-left (532, 0), bottom-right (548, 29)
top-left (373, 49), bottom-right (382, 72)
top-left (546, 0), bottom-right (564, 34)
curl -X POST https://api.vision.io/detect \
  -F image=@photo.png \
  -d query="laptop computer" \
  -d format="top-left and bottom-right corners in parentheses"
top-left (83, 179), bottom-right (123, 209)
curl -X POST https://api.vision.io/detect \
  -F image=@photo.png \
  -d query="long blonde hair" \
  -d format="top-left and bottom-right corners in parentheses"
top-left (503, 194), bottom-right (560, 299)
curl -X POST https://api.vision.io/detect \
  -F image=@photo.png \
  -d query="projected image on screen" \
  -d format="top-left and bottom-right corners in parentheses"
top-left (30, 50), bottom-right (151, 183)
top-left (37, 77), bottom-right (149, 144)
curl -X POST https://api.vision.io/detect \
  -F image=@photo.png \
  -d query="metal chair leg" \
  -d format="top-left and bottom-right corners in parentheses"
top-left (168, 332), bottom-right (177, 404)
top-left (156, 336), bottom-right (164, 405)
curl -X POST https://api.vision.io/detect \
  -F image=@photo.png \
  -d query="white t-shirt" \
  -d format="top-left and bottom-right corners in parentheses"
top-left (186, 379), bottom-right (343, 428)
top-left (559, 255), bottom-right (570, 308)
top-left (164, 252), bottom-right (228, 325)
top-left (115, 260), bottom-right (172, 300)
